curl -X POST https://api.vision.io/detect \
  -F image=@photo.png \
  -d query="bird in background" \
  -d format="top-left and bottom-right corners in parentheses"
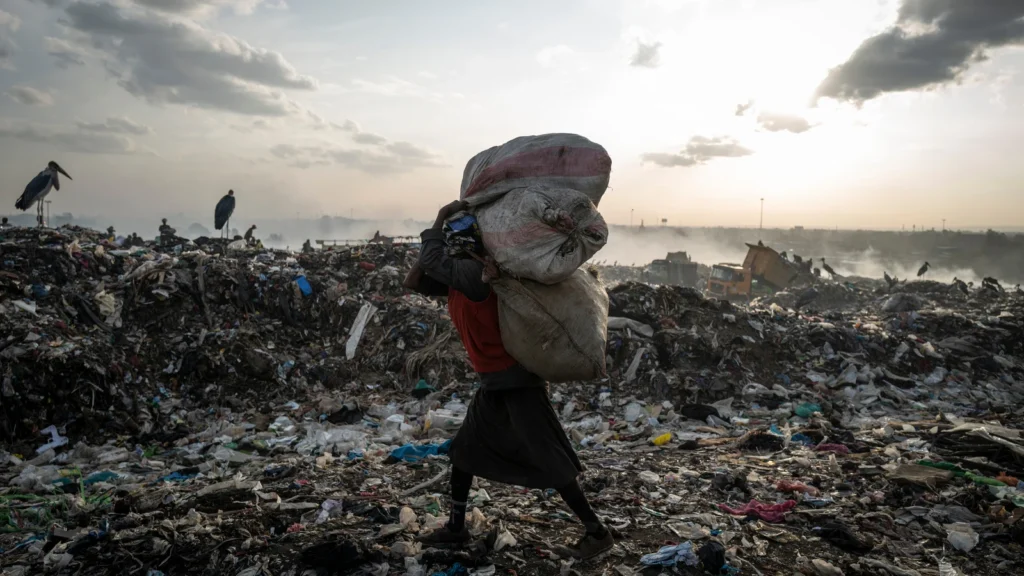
top-left (983, 276), bottom-right (1004, 293)
top-left (917, 262), bottom-right (930, 277)
top-left (214, 190), bottom-right (236, 239)
top-left (780, 251), bottom-right (789, 261)
top-left (15, 161), bottom-right (72, 227)
top-left (883, 271), bottom-right (898, 290)
top-left (820, 258), bottom-right (838, 279)
top-left (952, 277), bottom-right (969, 295)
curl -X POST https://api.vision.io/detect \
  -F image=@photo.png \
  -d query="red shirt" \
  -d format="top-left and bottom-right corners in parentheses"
top-left (447, 288), bottom-right (517, 374)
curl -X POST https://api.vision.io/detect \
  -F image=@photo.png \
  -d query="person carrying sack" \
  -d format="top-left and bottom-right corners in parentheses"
top-left (402, 200), bottom-right (613, 560)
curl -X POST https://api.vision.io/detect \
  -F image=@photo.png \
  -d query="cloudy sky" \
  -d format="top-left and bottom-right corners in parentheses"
top-left (1, 0), bottom-right (1023, 230)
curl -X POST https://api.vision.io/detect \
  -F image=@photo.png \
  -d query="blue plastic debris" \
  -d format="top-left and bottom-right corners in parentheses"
top-left (389, 440), bottom-right (452, 463)
top-left (295, 275), bottom-right (312, 296)
top-left (430, 563), bottom-right (466, 576)
top-left (157, 471), bottom-right (197, 483)
top-left (640, 541), bottom-right (700, 567)
top-left (791, 433), bottom-right (816, 447)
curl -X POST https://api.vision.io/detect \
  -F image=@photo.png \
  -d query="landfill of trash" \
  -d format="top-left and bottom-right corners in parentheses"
top-left (2, 223), bottom-right (1023, 576)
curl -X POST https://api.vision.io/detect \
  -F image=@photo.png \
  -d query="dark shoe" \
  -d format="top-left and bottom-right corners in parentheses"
top-left (559, 530), bottom-right (614, 560)
top-left (415, 525), bottom-right (470, 546)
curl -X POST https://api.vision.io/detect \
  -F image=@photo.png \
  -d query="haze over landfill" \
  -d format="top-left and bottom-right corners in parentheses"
top-left (2, 0), bottom-right (1024, 231)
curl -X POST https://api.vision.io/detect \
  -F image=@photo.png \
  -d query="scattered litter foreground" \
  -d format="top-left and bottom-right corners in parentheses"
top-left (1, 223), bottom-right (1023, 575)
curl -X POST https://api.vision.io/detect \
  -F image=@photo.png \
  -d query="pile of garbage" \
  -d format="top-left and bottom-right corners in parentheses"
top-left (2, 223), bottom-right (1024, 575)
top-left (0, 225), bottom-right (469, 448)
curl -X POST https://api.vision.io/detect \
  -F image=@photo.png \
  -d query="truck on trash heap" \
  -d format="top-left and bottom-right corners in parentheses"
top-left (707, 243), bottom-right (798, 300)
top-left (647, 251), bottom-right (699, 287)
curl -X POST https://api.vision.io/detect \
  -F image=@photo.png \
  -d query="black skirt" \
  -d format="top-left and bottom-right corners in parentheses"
top-left (448, 386), bottom-right (583, 490)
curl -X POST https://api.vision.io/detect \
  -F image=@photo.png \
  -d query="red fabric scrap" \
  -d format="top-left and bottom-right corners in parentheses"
top-left (718, 499), bottom-right (797, 523)
top-left (775, 480), bottom-right (820, 496)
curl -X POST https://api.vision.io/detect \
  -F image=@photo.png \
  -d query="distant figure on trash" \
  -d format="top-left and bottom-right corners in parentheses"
top-left (159, 218), bottom-right (176, 244)
top-left (402, 200), bottom-right (614, 560)
top-left (302, 239), bottom-right (314, 254)
top-left (244, 224), bottom-right (257, 246)
top-left (917, 261), bottom-right (930, 277)
top-left (0, 217), bottom-right (8, 229)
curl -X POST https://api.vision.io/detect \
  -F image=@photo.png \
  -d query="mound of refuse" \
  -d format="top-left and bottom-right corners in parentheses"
top-left (3, 224), bottom-right (1024, 576)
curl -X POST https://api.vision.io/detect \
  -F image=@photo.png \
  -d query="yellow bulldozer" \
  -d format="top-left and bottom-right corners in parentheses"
top-left (707, 243), bottom-right (798, 300)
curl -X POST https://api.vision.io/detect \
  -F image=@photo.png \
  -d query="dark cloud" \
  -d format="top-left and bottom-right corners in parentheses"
top-left (641, 136), bottom-right (753, 168)
top-left (61, 1), bottom-right (317, 116)
top-left (132, 0), bottom-right (270, 16)
top-left (0, 9), bottom-right (18, 70)
top-left (6, 86), bottom-right (54, 107)
top-left (0, 119), bottom-right (143, 154)
top-left (756, 112), bottom-right (813, 133)
top-left (44, 37), bottom-right (88, 68)
top-left (77, 116), bottom-right (154, 135)
top-left (270, 140), bottom-right (445, 174)
top-left (0, 36), bottom-right (15, 70)
top-left (352, 131), bottom-right (388, 145)
top-left (735, 100), bottom-right (755, 116)
top-left (630, 39), bottom-right (662, 68)
top-left (816, 1), bottom-right (1024, 103)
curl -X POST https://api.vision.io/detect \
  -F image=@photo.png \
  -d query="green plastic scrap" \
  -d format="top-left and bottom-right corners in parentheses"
top-left (916, 460), bottom-right (1006, 487)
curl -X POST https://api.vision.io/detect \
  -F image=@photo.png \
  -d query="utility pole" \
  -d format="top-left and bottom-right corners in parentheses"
top-left (759, 198), bottom-right (764, 236)
top-left (630, 209), bottom-right (634, 230)
top-left (942, 218), bottom-right (946, 232)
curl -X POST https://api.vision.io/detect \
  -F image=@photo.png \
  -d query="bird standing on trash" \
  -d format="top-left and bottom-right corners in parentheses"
top-left (821, 258), bottom-right (838, 279)
top-left (15, 161), bottom-right (72, 227)
top-left (214, 190), bottom-right (236, 238)
top-left (883, 271), bottom-right (895, 288)
top-left (917, 262), bottom-right (930, 277)
top-left (952, 277), bottom-right (969, 295)
top-left (402, 200), bottom-right (614, 560)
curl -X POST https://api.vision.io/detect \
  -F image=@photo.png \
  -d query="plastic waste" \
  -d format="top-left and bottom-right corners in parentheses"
top-left (794, 402), bottom-right (822, 418)
top-left (36, 425), bottom-right (68, 454)
top-left (640, 541), bottom-right (699, 567)
top-left (652, 432), bottom-right (672, 446)
top-left (624, 402), bottom-right (644, 423)
top-left (425, 409), bottom-right (465, 431)
top-left (945, 522), bottom-right (979, 552)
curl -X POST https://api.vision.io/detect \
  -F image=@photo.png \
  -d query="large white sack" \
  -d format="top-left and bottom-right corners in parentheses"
top-left (460, 133), bottom-right (612, 208)
top-left (476, 185), bottom-right (608, 285)
top-left (492, 268), bottom-right (608, 383)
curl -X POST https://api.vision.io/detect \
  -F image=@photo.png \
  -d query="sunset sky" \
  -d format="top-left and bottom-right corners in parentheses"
top-left (2, 0), bottom-right (1023, 230)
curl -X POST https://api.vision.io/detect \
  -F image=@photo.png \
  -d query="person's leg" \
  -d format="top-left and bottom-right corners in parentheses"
top-left (416, 465), bottom-right (474, 545)
top-left (556, 478), bottom-right (607, 537)
top-left (447, 466), bottom-right (473, 531)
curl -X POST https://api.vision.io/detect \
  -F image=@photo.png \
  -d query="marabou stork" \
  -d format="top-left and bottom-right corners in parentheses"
top-left (917, 262), bottom-right (930, 277)
top-left (820, 258), bottom-right (838, 279)
top-left (214, 190), bottom-right (236, 238)
top-left (15, 161), bottom-right (72, 227)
